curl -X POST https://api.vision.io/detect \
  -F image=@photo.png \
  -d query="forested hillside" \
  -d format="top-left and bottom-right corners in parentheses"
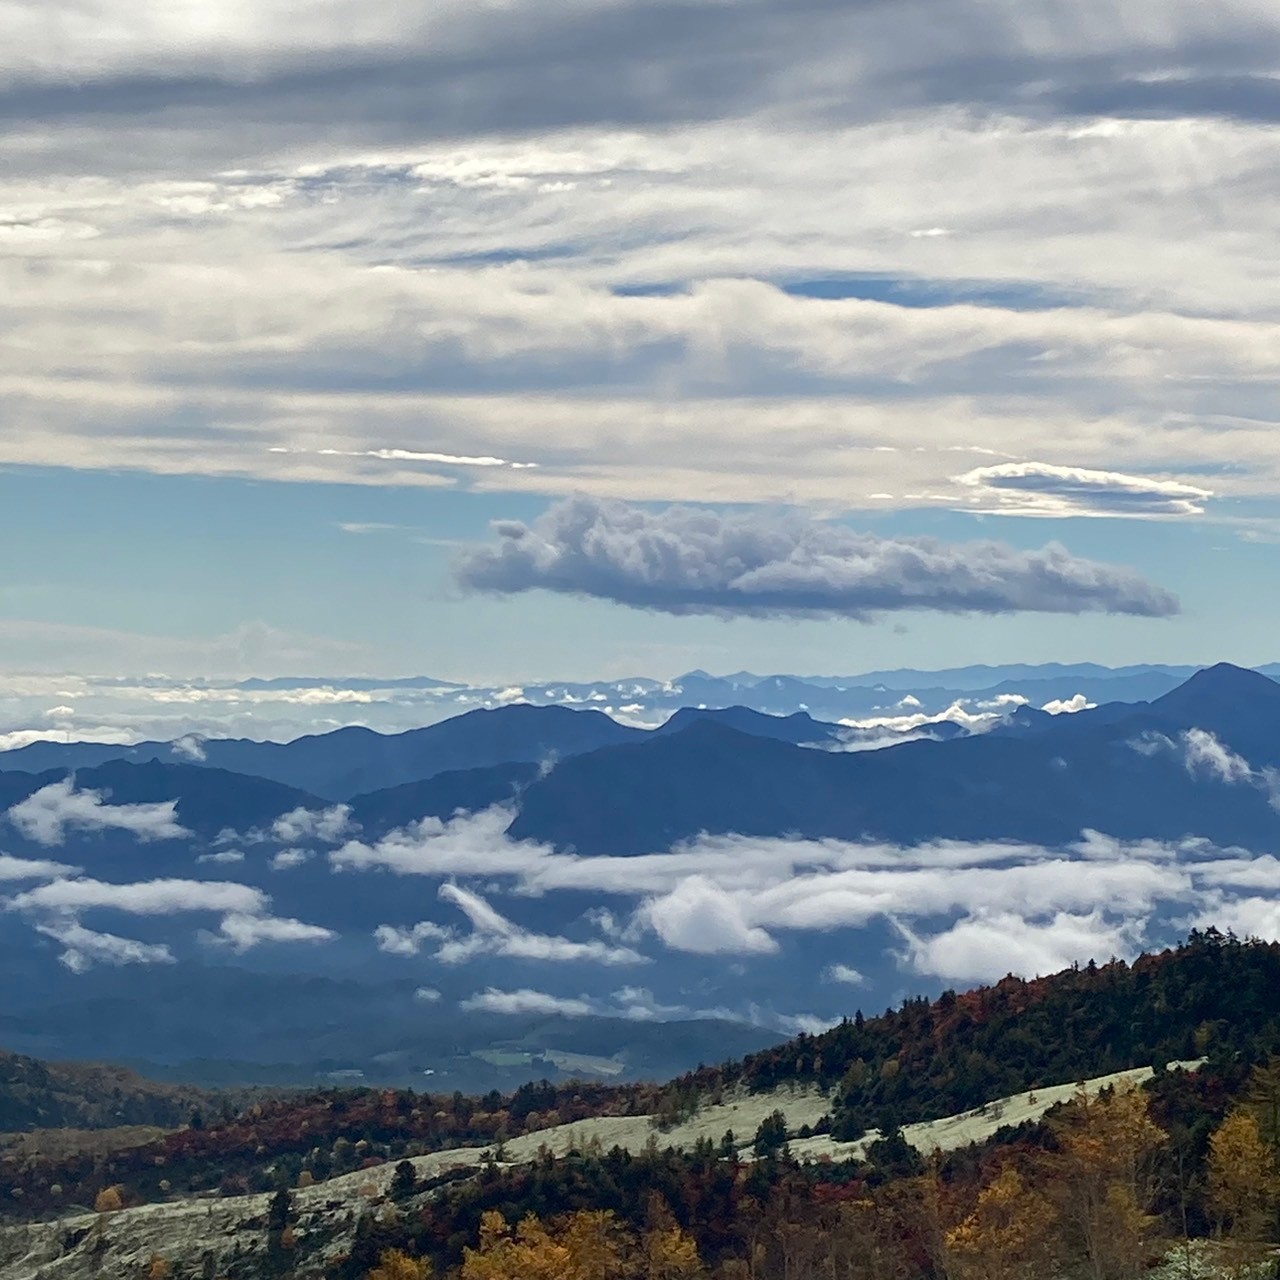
top-left (7, 933), bottom-right (1280, 1280)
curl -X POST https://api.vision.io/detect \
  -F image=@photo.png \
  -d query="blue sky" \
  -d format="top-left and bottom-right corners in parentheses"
top-left (0, 465), bottom-right (1273, 684)
top-left (3, 0), bottom-right (1280, 685)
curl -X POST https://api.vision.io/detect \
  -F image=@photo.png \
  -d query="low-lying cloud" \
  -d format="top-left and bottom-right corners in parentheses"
top-left (460, 987), bottom-right (594, 1018)
top-left (455, 495), bottom-right (1179, 620)
top-left (35, 919), bottom-right (176, 975)
top-left (7, 779), bottom-right (190, 846)
top-left (373, 882), bottom-right (646, 966)
top-left (332, 805), bottom-right (1280, 993)
top-left (1132, 727), bottom-right (1280, 808)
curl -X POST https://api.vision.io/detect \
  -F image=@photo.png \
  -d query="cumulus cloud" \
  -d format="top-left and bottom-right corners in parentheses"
top-left (460, 987), bottom-right (594, 1017)
top-left (641, 875), bottom-right (779, 955)
top-left (825, 964), bottom-right (866, 986)
top-left (1042, 694), bottom-right (1094, 715)
top-left (454, 495), bottom-right (1179, 620)
top-left (7, 779), bottom-right (190, 846)
top-left (899, 910), bottom-right (1143, 983)
top-left (270, 847), bottom-right (314, 870)
top-left (955, 462), bottom-right (1213, 518)
top-left (270, 806), bottom-right (356, 845)
top-left (35, 919), bottom-right (175, 975)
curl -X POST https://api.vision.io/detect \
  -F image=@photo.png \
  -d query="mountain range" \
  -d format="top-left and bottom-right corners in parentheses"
top-left (0, 661), bottom-right (1278, 1091)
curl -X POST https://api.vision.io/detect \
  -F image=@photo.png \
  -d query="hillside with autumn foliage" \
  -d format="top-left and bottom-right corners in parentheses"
top-left (6, 931), bottom-right (1280, 1279)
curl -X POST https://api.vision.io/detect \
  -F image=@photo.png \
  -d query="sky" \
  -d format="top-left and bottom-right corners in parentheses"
top-left (4, 0), bottom-right (1280, 686)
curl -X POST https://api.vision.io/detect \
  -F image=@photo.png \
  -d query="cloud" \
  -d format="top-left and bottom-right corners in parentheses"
top-left (432, 882), bottom-right (647, 965)
top-left (1180, 727), bottom-right (1255, 784)
top-left (414, 986), bottom-right (442, 1002)
top-left (7, 779), bottom-right (190, 846)
top-left (270, 806), bottom-right (356, 845)
top-left (899, 910), bottom-right (1143, 983)
top-left (270, 847), bottom-right (314, 870)
top-left (35, 919), bottom-right (175, 975)
top-left (825, 964), bottom-right (866, 986)
top-left (1042, 694), bottom-right (1094, 715)
top-left (955, 462), bottom-right (1213, 518)
top-left (210, 912), bottom-right (337, 952)
top-left (1132, 727), bottom-right (1276, 805)
top-left (641, 875), bottom-right (779, 955)
top-left (275, 446), bottom-right (536, 469)
top-left (8, 876), bottom-right (267, 916)
top-left (374, 920), bottom-right (454, 957)
top-left (170, 734), bottom-right (207, 762)
top-left (0, 853), bottom-right (78, 881)
top-left (460, 987), bottom-right (594, 1017)
top-left (196, 849), bottom-right (246, 865)
top-left (455, 495), bottom-right (1179, 620)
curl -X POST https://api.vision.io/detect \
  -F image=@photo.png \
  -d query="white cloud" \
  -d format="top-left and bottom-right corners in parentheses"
top-left (899, 910), bottom-right (1143, 984)
top-left (35, 919), bottom-right (175, 975)
top-left (433, 882), bottom-right (646, 965)
top-left (170, 734), bottom-right (207, 762)
top-left (210, 912), bottom-right (336, 951)
top-left (7, 779), bottom-right (190, 846)
top-left (270, 805), bottom-right (356, 845)
top-left (8, 876), bottom-right (266, 916)
top-left (270, 847), bottom-right (314, 870)
top-left (825, 964), bottom-right (866, 986)
top-left (414, 986), bottom-right (442, 1002)
top-left (1042, 694), bottom-right (1094, 715)
top-left (459, 987), bottom-right (594, 1017)
top-left (374, 919), bottom-right (454, 956)
top-left (0, 853), bottom-right (78, 881)
top-left (1181, 727), bottom-right (1254, 784)
top-left (641, 875), bottom-right (779, 955)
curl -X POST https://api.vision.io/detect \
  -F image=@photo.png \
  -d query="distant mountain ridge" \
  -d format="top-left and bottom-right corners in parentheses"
top-left (507, 663), bottom-right (1280, 853)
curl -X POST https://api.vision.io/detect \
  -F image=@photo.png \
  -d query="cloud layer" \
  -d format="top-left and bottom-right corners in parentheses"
top-left (456, 496), bottom-right (1179, 619)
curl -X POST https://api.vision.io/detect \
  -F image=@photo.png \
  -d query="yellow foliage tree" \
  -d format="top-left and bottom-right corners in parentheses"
top-left (460, 1207), bottom-right (704, 1280)
top-left (368, 1248), bottom-right (434, 1280)
top-left (638, 1225), bottom-right (704, 1279)
top-left (1046, 1083), bottom-right (1167, 1280)
top-left (1208, 1109), bottom-right (1280, 1248)
top-left (945, 1166), bottom-right (1059, 1280)
top-left (462, 1211), bottom-right (580, 1280)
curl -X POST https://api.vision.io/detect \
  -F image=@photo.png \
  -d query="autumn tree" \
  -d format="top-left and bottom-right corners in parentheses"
top-left (462, 1210), bottom-right (587, 1280)
top-left (1243, 1057), bottom-right (1280, 1154)
top-left (1047, 1083), bottom-right (1167, 1280)
top-left (946, 1166), bottom-right (1059, 1280)
top-left (1207, 1110), bottom-right (1280, 1250)
top-left (368, 1249), bottom-right (434, 1280)
top-left (94, 1186), bottom-right (123, 1213)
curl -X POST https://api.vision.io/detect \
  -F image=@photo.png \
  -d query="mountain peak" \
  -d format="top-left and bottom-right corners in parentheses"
top-left (1153, 662), bottom-right (1280, 714)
